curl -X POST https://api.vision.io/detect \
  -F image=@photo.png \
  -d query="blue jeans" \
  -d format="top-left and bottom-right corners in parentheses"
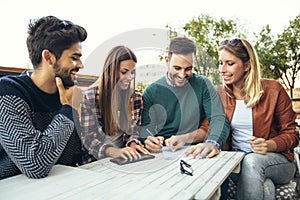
top-left (222, 152), bottom-right (296, 200)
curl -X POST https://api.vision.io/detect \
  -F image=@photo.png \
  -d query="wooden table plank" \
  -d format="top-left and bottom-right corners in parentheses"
top-left (0, 165), bottom-right (112, 200)
top-left (0, 150), bottom-right (244, 200)
top-left (194, 152), bottom-right (244, 199)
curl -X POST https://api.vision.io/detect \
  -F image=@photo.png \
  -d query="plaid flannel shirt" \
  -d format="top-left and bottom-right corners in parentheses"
top-left (80, 85), bottom-right (143, 159)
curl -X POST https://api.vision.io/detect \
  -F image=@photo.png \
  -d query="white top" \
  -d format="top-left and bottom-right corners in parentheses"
top-left (231, 100), bottom-right (253, 152)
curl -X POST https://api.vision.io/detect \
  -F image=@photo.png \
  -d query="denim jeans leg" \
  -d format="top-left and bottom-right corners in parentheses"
top-left (263, 178), bottom-right (275, 200)
top-left (220, 177), bottom-right (229, 200)
top-left (235, 152), bottom-right (296, 200)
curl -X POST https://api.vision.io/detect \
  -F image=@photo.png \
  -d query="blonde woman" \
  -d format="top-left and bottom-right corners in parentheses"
top-left (80, 46), bottom-right (149, 161)
top-left (217, 38), bottom-right (299, 199)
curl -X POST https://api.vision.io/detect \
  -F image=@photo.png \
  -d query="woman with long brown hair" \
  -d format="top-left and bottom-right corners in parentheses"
top-left (80, 45), bottom-right (149, 160)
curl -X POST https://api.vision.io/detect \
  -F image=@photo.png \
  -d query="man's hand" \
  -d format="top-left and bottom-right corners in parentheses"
top-left (165, 135), bottom-right (186, 152)
top-left (144, 136), bottom-right (164, 153)
top-left (56, 77), bottom-right (83, 109)
top-left (184, 142), bottom-right (220, 159)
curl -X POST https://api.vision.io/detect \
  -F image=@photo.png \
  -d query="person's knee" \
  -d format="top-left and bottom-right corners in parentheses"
top-left (242, 153), bottom-right (257, 169)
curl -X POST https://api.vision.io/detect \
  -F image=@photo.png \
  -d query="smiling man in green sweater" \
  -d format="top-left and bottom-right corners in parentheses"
top-left (141, 37), bottom-right (229, 159)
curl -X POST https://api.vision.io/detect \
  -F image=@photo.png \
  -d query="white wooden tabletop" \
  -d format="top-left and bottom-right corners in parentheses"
top-left (0, 147), bottom-right (244, 200)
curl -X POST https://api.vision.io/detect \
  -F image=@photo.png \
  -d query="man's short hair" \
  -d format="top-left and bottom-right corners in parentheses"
top-left (26, 16), bottom-right (87, 68)
top-left (168, 37), bottom-right (197, 59)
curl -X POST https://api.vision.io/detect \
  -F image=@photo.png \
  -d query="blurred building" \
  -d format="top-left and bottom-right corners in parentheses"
top-left (136, 63), bottom-right (167, 85)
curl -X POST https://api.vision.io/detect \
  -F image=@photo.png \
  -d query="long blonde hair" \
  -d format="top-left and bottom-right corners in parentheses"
top-left (98, 46), bottom-right (137, 136)
top-left (218, 39), bottom-right (263, 108)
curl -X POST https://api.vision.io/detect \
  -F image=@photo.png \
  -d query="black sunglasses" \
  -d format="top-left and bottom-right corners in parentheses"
top-left (180, 160), bottom-right (193, 176)
top-left (220, 38), bottom-right (241, 46)
top-left (220, 38), bottom-right (250, 61)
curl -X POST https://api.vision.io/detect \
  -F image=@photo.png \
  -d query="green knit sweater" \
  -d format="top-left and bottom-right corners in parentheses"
top-left (141, 73), bottom-right (229, 147)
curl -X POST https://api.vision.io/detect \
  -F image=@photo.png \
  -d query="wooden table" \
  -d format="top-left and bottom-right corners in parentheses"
top-left (0, 147), bottom-right (244, 200)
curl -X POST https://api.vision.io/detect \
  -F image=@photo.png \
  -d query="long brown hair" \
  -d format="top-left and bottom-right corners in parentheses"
top-left (98, 46), bottom-right (137, 136)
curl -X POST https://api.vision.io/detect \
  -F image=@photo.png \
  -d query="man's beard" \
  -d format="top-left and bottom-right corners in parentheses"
top-left (168, 72), bottom-right (189, 86)
top-left (60, 76), bottom-right (75, 88)
top-left (54, 63), bottom-right (76, 88)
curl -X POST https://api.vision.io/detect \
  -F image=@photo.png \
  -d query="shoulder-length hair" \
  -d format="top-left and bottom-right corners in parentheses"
top-left (218, 39), bottom-right (263, 108)
top-left (98, 45), bottom-right (137, 136)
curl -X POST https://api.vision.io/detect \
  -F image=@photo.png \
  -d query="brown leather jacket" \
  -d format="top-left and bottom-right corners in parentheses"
top-left (217, 79), bottom-right (299, 161)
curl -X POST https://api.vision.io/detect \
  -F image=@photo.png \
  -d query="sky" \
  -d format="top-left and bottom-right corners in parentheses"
top-left (1, 0), bottom-right (300, 76)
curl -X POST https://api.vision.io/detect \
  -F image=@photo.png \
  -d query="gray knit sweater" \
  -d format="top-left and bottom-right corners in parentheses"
top-left (0, 72), bottom-right (86, 180)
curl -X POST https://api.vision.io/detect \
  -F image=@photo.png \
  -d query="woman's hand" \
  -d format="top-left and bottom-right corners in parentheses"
top-left (130, 142), bottom-right (150, 155)
top-left (105, 146), bottom-right (141, 160)
top-left (250, 137), bottom-right (268, 155)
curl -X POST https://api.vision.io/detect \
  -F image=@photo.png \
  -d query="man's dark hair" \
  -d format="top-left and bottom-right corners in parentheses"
top-left (168, 37), bottom-right (197, 59)
top-left (26, 16), bottom-right (87, 68)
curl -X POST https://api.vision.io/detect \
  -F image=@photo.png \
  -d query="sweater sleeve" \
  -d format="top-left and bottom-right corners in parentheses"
top-left (0, 95), bottom-right (74, 179)
top-left (202, 77), bottom-right (230, 147)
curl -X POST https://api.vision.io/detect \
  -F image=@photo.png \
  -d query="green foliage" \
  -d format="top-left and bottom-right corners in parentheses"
top-left (255, 15), bottom-right (300, 97)
top-left (158, 25), bottom-right (181, 62)
top-left (182, 14), bottom-right (246, 85)
top-left (136, 81), bottom-right (148, 93)
top-left (254, 25), bottom-right (277, 78)
top-left (165, 14), bottom-right (300, 96)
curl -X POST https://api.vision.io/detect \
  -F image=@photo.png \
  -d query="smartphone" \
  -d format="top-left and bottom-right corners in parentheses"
top-left (110, 153), bottom-right (155, 165)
